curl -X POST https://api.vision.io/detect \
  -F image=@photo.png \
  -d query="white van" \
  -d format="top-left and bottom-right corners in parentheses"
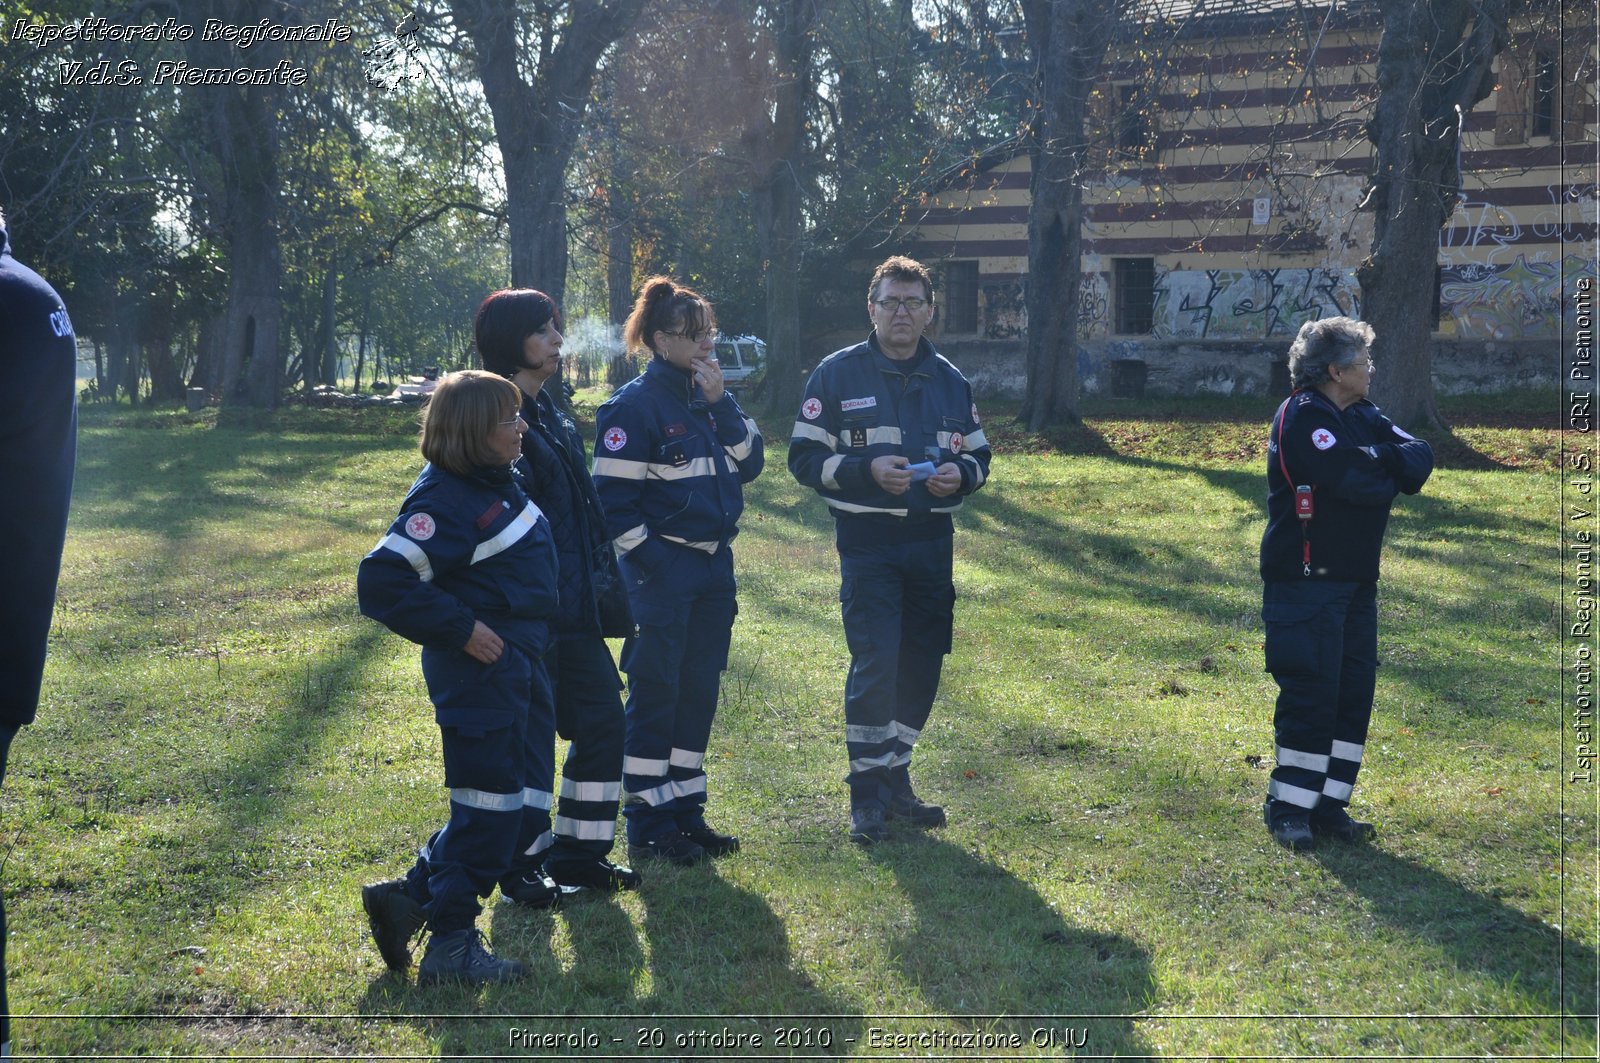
top-left (714, 334), bottom-right (766, 391)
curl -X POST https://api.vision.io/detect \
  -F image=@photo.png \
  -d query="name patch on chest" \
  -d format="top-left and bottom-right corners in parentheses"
top-left (664, 422), bottom-right (688, 438)
top-left (841, 396), bottom-right (878, 412)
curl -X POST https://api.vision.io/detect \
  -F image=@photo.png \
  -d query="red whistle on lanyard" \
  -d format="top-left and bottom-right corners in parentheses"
top-left (1294, 485), bottom-right (1314, 520)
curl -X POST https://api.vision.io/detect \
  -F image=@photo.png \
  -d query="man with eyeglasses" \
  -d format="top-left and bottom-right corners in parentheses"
top-left (789, 255), bottom-right (991, 846)
top-left (1260, 316), bottom-right (1432, 851)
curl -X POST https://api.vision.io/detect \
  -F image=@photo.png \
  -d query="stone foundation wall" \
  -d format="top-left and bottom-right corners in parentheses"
top-left (938, 336), bottom-right (1558, 400)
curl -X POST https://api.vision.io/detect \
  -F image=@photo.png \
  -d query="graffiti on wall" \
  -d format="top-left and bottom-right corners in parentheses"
top-left (1439, 254), bottom-right (1593, 339)
top-left (1144, 268), bottom-right (1359, 339)
top-left (978, 252), bottom-right (1595, 341)
top-left (1441, 184), bottom-right (1598, 265)
top-left (980, 282), bottom-right (1028, 340)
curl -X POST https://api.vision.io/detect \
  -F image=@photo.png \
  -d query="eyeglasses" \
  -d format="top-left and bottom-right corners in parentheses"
top-left (1342, 359), bottom-right (1376, 374)
top-left (874, 297), bottom-right (928, 313)
top-left (498, 413), bottom-right (527, 428)
top-left (663, 328), bottom-right (719, 343)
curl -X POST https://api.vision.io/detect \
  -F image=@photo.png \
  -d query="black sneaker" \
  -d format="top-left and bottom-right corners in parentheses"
top-left (680, 822), bottom-right (741, 857)
top-left (1263, 800), bottom-right (1314, 852)
top-left (499, 868), bottom-right (561, 909)
top-left (849, 806), bottom-right (887, 846)
top-left (1310, 807), bottom-right (1375, 842)
top-left (545, 857), bottom-right (643, 894)
top-left (628, 831), bottom-right (709, 867)
top-left (361, 878), bottom-right (426, 972)
top-left (886, 790), bottom-right (946, 829)
top-left (416, 928), bottom-right (526, 986)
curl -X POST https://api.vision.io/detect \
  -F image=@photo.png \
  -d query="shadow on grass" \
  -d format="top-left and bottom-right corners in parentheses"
top-left (356, 866), bottom-right (861, 1056)
top-left (869, 836), bottom-right (1157, 1057)
top-left (353, 898), bottom-right (644, 1054)
top-left (1315, 841), bottom-right (1598, 1033)
top-left (633, 864), bottom-right (861, 1034)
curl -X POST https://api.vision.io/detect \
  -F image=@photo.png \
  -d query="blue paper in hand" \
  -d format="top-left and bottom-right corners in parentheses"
top-left (907, 461), bottom-right (938, 482)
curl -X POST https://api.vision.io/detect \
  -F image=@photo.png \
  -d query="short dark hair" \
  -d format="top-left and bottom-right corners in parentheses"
top-left (474, 289), bottom-right (562, 377)
top-left (419, 370), bottom-right (521, 475)
top-left (869, 256), bottom-right (935, 304)
top-left (1287, 316), bottom-right (1374, 389)
top-left (622, 275), bottom-right (715, 356)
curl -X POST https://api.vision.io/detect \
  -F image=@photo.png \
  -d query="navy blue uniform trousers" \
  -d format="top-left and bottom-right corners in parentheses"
top-left (541, 636), bottom-right (626, 871)
top-left (840, 536), bottom-right (956, 812)
top-left (1263, 579), bottom-right (1378, 820)
top-left (620, 545), bottom-right (736, 845)
top-left (401, 643), bottom-right (555, 932)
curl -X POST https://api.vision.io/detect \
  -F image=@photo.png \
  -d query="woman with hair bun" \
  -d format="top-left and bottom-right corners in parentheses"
top-left (592, 276), bottom-right (764, 867)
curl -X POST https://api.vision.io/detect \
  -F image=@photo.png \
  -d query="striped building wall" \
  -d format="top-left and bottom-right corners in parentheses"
top-left (905, 12), bottom-right (1596, 358)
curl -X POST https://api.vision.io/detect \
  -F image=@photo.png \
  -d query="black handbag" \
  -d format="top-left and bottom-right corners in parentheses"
top-left (592, 541), bottom-right (634, 639)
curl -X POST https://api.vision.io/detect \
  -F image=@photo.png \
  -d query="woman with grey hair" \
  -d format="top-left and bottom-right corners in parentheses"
top-left (1259, 316), bottom-right (1433, 851)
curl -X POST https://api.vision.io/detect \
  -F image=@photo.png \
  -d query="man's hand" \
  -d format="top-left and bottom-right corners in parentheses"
top-left (692, 356), bottom-right (724, 404)
top-left (870, 454), bottom-right (913, 495)
top-left (926, 462), bottom-right (963, 497)
top-left (463, 620), bottom-right (505, 664)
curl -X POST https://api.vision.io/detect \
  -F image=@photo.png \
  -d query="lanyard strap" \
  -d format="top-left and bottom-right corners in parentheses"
top-left (1274, 393), bottom-right (1314, 577)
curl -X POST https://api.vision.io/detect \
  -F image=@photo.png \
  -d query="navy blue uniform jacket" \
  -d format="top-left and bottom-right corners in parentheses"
top-left (518, 386), bottom-right (628, 638)
top-left (0, 223), bottom-right (77, 728)
top-left (788, 334), bottom-right (990, 544)
top-left (358, 463), bottom-right (560, 659)
top-left (591, 357), bottom-right (764, 576)
top-left (1261, 389), bottom-right (1433, 583)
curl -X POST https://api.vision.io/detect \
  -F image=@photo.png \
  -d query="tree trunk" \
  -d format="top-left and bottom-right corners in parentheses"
top-left (192, 1), bottom-right (285, 410)
top-left (1018, 0), bottom-right (1118, 430)
top-left (754, 165), bottom-right (804, 417)
top-left (320, 264), bottom-right (339, 386)
top-left (607, 212), bottom-right (636, 388)
top-left (146, 343), bottom-right (183, 402)
top-left (741, 0), bottom-right (816, 418)
top-left (1357, 0), bottom-right (1506, 432)
top-left (450, 0), bottom-right (646, 304)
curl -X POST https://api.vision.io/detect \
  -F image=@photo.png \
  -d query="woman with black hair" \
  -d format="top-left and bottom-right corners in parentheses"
top-left (474, 288), bottom-right (643, 897)
top-left (593, 277), bottom-right (764, 867)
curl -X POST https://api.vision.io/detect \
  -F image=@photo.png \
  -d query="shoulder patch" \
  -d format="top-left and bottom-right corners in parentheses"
top-left (405, 513), bottom-right (436, 541)
top-left (971, 403), bottom-right (981, 425)
top-left (950, 432), bottom-right (964, 454)
top-left (1311, 428), bottom-right (1337, 450)
top-left (1391, 424), bottom-right (1415, 441)
top-left (802, 397), bottom-right (822, 421)
top-left (603, 426), bottom-right (628, 451)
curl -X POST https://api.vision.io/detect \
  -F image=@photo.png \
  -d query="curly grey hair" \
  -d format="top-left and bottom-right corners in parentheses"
top-left (1286, 316), bottom-right (1374, 390)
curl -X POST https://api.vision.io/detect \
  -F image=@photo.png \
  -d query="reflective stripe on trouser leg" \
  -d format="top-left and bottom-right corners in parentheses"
top-left (841, 539), bottom-right (953, 810)
top-left (841, 545), bottom-right (905, 812)
top-left (671, 584), bottom-right (734, 832)
top-left (546, 637), bottom-right (626, 864)
top-left (425, 707), bottom-right (530, 933)
top-left (510, 654), bottom-right (558, 876)
top-left (1323, 582), bottom-right (1378, 808)
top-left (1263, 581), bottom-right (1362, 816)
top-left (620, 570), bottom-right (691, 844)
top-left (887, 540), bottom-right (954, 796)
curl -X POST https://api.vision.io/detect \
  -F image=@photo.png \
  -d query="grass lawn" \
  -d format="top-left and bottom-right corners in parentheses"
top-left (2, 390), bottom-right (1591, 1060)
